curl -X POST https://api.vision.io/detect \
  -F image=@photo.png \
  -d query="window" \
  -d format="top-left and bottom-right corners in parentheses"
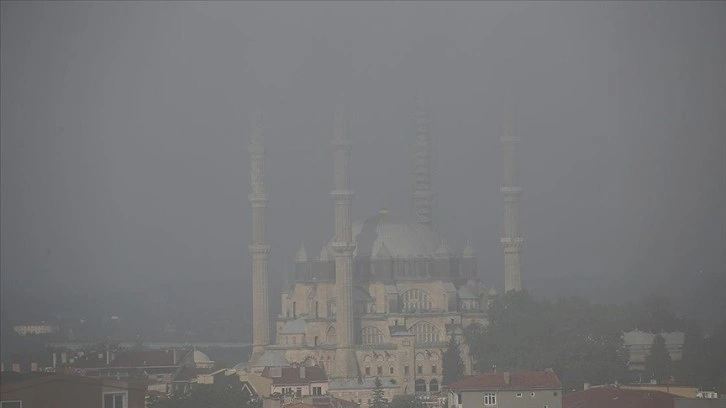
top-left (483, 392), bottom-right (496, 406)
top-left (404, 365), bottom-right (410, 375)
top-left (429, 379), bottom-right (439, 392)
top-left (530, 392), bottom-right (536, 398)
top-left (415, 379), bottom-right (427, 392)
top-left (553, 391), bottom-right (558, 396)
top-left (377, 366), bottom-right (383, 376)
top-left (313, 387), bottom-right (322, 396)
top-left (296, 388), bottom-right (302, 397)
top-left (417, 365), bottom-right (423, 375)
top-left (362, 326), bottom-right (384, 345)
top-left (457, 393), bottom-right (463, 405)
top-left (1, 402), bottom-right (22, 408)
top-left (516, 393), bottom-right (523, 398)
top-left (390, 366), bottom-right (394, 374)
top-left (402, 289), bottom-right (432, 312)
top-left (103, 392), bottom-right (126, 408)
top-left (326, 326), bottom-right (337, 344)
top-left (409, 321), bottom-right (441, 344)
top-left (431, 365), bottom-right (437, 374)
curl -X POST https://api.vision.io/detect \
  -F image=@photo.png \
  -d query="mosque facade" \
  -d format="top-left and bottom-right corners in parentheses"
top-left (245, 103), bottom-right (524, 404)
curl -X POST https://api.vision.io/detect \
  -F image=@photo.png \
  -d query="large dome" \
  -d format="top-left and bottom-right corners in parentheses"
top-left (328, 208), bottom-right (441, 259)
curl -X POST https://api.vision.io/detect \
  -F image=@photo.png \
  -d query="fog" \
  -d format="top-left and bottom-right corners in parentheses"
top-left (1, 2), bottom-right (724, 328)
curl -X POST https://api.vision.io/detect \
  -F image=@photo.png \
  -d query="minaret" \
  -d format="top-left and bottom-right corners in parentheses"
top-left (330, 108), bottom-right (359, 379)
top-left (500, 107), bottom-right (524, 292)
top-left (413, 97), bottom-right (434, 226)
top-left (248, 114), bottom-right (271, 361)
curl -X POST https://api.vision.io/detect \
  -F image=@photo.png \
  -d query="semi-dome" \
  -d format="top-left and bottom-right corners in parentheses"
top-left (181, 349), bottom-right (214, 369)
top-left (330, 208), bottom-right (441, 259)
top-left (253, 350), bottom-right (290, 367)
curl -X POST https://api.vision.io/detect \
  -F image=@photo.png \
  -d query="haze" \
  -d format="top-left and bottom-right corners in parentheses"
top-left (1, 1), bottom-right (724, 331)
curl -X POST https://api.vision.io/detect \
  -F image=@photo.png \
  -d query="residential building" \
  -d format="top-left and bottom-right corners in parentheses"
top-left (446, 370), bottom-right (562, 408)
top-left (0, 372), bottom-right (146, 408)
top-left (262, 366), bottom-right (329, 397)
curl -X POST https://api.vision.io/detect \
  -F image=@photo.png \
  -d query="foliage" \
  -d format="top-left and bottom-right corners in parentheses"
top-left (644, 334), bottom-right (672, 382)
top-left (442, 335), bottom-right (465, 385)
top-left (371, 377), bottom-right (389, 408)
top-left (148, 381), bottom-right (261, 408)
top-left (468, 291), bottom-right (629, 392)
top-left (390, 395), bottom-right (424, 408)
top-left (672, 316), bottom-right (726, 389)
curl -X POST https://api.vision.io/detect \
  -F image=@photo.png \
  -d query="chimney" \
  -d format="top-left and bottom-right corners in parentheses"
top-left (503, 372), bottom-right (510, 385)
top-left (31, 362), bottom-right (38, 372)
top-left (300, 366), bottom-right (306, 379)
top-left (12, 363), bottom-right (20, 373)
top-left (584, 383), bottom-right (590, 390)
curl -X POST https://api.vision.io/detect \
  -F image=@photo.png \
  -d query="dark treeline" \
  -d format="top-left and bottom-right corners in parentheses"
top-left (465, 291), bottom-right (726, 392)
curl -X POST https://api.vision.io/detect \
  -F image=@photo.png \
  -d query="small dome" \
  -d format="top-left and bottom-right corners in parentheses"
top-left (181, 349), bottom-right (214, 368)
top-left (295, 244), bottom-right (308, 263)
top-left (462, 242), bottom-right (476, 257)
top-left (319, 242), bottom-right (331, 261)
top-left (252, 350), bottom-right (290, 368)
top-left (192, 349), bottom-right (212, 363)
top-left (434, 240), bottom-right (452, 258)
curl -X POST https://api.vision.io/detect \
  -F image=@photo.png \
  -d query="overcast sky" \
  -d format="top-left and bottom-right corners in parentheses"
top-left (2, 1), bottom-right (724, 317)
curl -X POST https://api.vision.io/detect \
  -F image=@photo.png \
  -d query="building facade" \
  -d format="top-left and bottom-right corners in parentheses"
top-left (244, 103), bottom-right (524, 404)
top-left (447, 370), bottom-right (562, 408)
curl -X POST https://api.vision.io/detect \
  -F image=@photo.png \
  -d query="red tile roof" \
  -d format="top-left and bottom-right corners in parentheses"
top-left (261, 366), bottom-right (328, 386)
top-left (563, 387), bottom-right (676, 408)
top-left (307, 396), bottom-right (359, 408)
top-left (446, 371), bottom-right (562, 391)
top-left (284, 403), bottom-right (317, 408)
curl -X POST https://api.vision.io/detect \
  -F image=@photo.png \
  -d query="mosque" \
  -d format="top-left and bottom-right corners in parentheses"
top-left (243, 102), bottom-right (524, 403)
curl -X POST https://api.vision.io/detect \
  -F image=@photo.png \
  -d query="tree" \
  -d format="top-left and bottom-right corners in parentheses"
top-left (390, 395), bottom-right (424, 408)
top-left (149, 380), bottom-right (261, 408)
top-left (371, 377), bottom-right (389, 408)
top-left (468, 292), bottom-right (628, 392)
top-left (644, 334), bottom-right (672, 382)
top-left (442, 335), bottom-right (465, 385)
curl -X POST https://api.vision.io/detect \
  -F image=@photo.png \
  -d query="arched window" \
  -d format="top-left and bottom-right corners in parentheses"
top-left (415, 379), bottom-right (427, 393)
top-left (402, 289), bottom-right (432, 312)
top-left (314, 336), bottom-right (319, 347)
top-left (409, 321), bottom-right (441, 344)
top-left (326, 326), bottom-right (337, 344)
top-left (362, 326), bottom-right (383, 345)
top-left (429, 379), bottom-right (439, 392)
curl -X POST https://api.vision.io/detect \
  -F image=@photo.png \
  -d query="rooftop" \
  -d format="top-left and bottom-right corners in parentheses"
top-left (563, 386), bottom-right (676, 408)
top-left (261, 366), bottom-right (327, 386)
top-left (446, 370), bottom-right (562, 391)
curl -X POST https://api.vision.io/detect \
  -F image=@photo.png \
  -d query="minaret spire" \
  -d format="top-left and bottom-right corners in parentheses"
top-left (413, 95), bottom-right (434, 226)
top-left (330, 106), bottom-right (359, 379)
top-left (248, 112), bottom-right (271, 360)
top-left (500, 105), bottom-right (523, 292)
